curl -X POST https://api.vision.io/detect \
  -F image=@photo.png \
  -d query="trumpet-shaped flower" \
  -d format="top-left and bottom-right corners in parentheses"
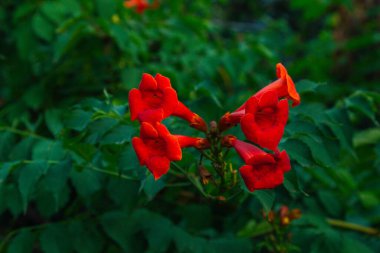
top-left (132, 122), bottom-right (182, 180)
top-left (240, 90), bottom-right (289, 151)
top-left (176, 135), bottom-right (209, 149)
top-left (129, 73), bottom-right (178, 123)
top-left (223, 136), bottom-right (291, 192)
top-left (173, 101), bottom-right (207, 132)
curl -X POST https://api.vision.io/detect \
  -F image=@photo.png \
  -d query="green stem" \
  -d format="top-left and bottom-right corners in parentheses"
top-left (87, 163), bottom-right (140, 181)
top-left (0, 126), bottom-right (49, 140)
top-left (327, 218), bottom-right (380, 237)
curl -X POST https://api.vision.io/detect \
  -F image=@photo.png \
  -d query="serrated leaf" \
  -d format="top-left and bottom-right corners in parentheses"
top-left (18, 161), bottom-right (48, 212)
top-left (70, 167), bottom-right (102, 197)
top-left (32, 140), bottom-right (66, 160)
top-left (64, 109), bottom-right (92, 131)
top-left (298, 135), bottom-right (333, 167)
top-left (45, 109), bottom-right (64, 136)
top-left (86, 118), bottom-right (118, 144)
top-left (40, 161), bottom-right (71, 210)
top-left (100, 125), bottom-right (136, 145)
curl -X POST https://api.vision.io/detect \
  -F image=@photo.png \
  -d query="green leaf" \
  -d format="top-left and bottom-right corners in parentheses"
top-left (296, 80), bottom-right (324, 94)
top-left (109, 24), bottom-right (129, 52)
top-left (318, 190), bottom-right (342, 217)
top-left (342, 235), bottom-right (374, 253)
top-left (40, 161), bottom-right (71, 210)
top-left (95, 0), bottom-right (117, 19)
top-left (209, 238), bottom-right (253, 253)
top-left (252, 190), bottom-right (275, 212)
top-left (70, 167), bottom-right (102, 197)
top-left (0, 184), bottom-right (23, 216)
top-left (237, 220), bottom-right (271, 238)
top-left (9, 137), bottom-right (35, 160)
top-left (18, 161), bottom-right (49, 212)
top-left (359, 191), bottom-right (379, 209)
top-left (64, 109), bottom-right (92, 131)
top-left (100, 125), bottom-right (136, 145)
top-left (345, 92), bottom-right (379, 126)
top-left (86, 118), bottom-right (118, 144)
top-left (32, 13), bottom-right (54, 41)
top-left (45, 109), bottom-right (64, 136)
top-left (298, 135), bottom-right (333, 167)
top-left (40, 224), bottom-right (72, 253)
top-left (100, 211), bottom-right (133, 251)
top-left (7, 229), bottom-right (35, 253)
top-left (310, 229), bottom-right (341, 253)
top-left (353, 128), bottom-right (380, 147)
top-left (67, 221), bottom-right (104, 253)
top-left (32, 140), bottom-right (66, 160)
top-left (141, 175), bottom-right (166, 201)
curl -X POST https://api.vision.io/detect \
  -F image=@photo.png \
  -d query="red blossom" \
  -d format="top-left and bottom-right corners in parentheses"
top-left (224, 136), bottom-right (291, 192)
top-left (218, 110), bottom-right (245, 132)
top-left (240, 90), bottom-right (289, 151)
top-left (176, 135), bottom-right (209, 149)
top-left (124, 0), bottom-right (150, 14)
top-left (237, 63), bottom-right (300, 110)
top-left (129, 73), bottom-right (179, 123)
top-left (132, 122), bottom-right (182, 180)
top-left (172, 101), bottom-right (207, 132)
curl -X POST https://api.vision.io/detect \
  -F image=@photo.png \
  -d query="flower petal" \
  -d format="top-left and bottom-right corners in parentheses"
top-left (257, 90), bottom-right (278, 108)
top-left (140, 122), bottom-right (158, 139)
top-left (139, 73), bottom-right (157, 91)
top-left (232, 139), bottom-right (273, 165)
top-left (239, 165), bottom-right (256, 192)
top-left (276, 63), bottom-right (300, 107)
top-left (276, 150), bottom-right (291, 172)
top-left (239, 162), bottom-right (284, 191)
top-left (128, 88), bottom-right (144, 121)
top-left (138, 109), bottom-right (164, 123)
top-left (241, 99), bottom-right (288, 151)
top-left (132, 137), bottom-right (149, 165)
top-left (146, 156), bottom-right (170, 180)
top-left (155, 74), bottom-right (172, 89)
top-left (161, 87), bottom-right (179, 118)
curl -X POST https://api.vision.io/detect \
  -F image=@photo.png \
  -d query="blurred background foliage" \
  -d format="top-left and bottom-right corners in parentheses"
top-left (0, 0), bottom-right (379, 252)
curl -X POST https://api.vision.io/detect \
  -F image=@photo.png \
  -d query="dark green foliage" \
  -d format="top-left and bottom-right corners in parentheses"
top-left (0, 0), bottom-right (379, 252)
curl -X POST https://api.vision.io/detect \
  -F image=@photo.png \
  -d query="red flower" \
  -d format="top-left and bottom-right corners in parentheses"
top-left (240, 90), bottom-right (289, 151)
top-left (176, 135), bottom-right (209, 149)
top-left (129, 73), bottom-right (178, 123)
top-left (224, 136), bottom-right (291, 192)
top-left (172, 101), bottom-right (207, 132)
top-left (124, 0), bottom-right (150, 14)
top-left (132, 122), bottom-right (182, 180)
top-left (248, 63), bottom-right (300, 108)
top-left (218, 110), bottom-right (245, 132)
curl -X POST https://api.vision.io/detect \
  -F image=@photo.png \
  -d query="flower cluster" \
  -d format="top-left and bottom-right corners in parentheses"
top-left (129, 63), bottom-right (300, 193)
top-left (221, 63), bottom-right (300, 192)
top-left (129, 74), bottom-right (208, 179)
top-left (265, 206), bottom-right (302, 226)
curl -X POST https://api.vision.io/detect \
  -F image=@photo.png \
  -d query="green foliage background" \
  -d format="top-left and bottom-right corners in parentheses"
top-left (0, 0), bottom-right (379, 252)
